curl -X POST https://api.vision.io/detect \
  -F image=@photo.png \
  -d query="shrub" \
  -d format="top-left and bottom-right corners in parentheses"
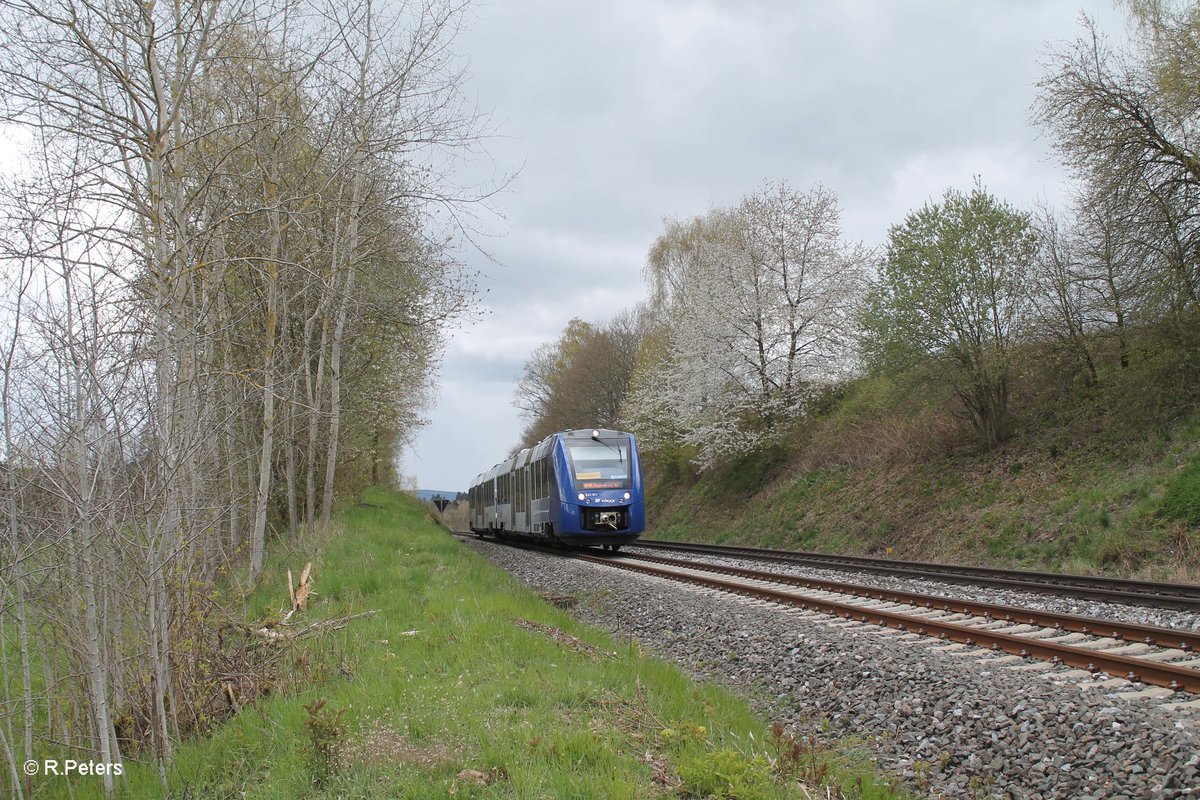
top-left (677, 748), bottom-right (772, 799)
top-left (302, 698), bottom-right (347, 788)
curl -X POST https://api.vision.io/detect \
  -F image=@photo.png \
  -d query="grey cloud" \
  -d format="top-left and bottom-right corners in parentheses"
top-left (410, 0), bottom-right (1129, 489)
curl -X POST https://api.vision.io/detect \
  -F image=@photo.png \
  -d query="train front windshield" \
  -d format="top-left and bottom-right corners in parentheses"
top-left (566, 438), bottom-right (631, 490)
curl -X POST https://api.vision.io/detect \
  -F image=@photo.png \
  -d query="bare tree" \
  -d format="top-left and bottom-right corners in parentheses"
top-left (1029, 204), bottom-right (1099, 383)
top-left (0, 0), bottom-right (486, 792)
top-left (513, 312), bottom-right (644, 448)
top-left (1036, 5), bottom-right (1200, 320)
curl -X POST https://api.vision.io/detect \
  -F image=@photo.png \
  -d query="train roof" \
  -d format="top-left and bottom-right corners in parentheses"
top-left (469, 428), bottom-right (635, 487)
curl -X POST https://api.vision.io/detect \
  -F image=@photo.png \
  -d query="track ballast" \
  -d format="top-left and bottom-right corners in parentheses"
top-left (633, 538), bottom-right (1200, 610)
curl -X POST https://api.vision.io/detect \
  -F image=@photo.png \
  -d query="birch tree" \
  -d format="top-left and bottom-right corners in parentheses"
top-left (314, 0), bottom-right (480, 531)
top-left (0, 0), bottom-right (485, 790)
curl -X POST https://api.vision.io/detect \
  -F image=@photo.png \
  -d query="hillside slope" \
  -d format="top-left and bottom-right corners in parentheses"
top-left (646, 364), bottom-right (1200, 582)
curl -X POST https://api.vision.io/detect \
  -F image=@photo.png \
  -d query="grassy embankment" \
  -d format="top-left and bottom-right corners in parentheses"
top-left (648, 338), bottom-right (1200, 582)
top-left (54, 488), bottom-right (901, 799)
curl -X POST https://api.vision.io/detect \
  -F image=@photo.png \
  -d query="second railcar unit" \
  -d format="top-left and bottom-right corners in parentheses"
top-left (467, 428), bottom-right (645, 548)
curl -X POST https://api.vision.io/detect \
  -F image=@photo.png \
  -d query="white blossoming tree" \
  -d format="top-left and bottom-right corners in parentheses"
top-left (627, 182), bottom-right (869, 470)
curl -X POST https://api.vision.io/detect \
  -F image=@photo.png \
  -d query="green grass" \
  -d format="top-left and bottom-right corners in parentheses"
top-left (1162, 452), bottom-right (1200, 527)
top-left (47, 488), bottom-right (902, 799)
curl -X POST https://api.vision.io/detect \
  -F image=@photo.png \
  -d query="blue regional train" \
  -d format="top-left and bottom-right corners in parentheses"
top-left (468, 428), bottom-right (645, 549)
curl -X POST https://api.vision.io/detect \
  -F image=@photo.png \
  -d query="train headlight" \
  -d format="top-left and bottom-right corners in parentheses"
top-left (623, 492), bottom-right (630, 500)
top-left (578, 493), bottom-right (586, 501)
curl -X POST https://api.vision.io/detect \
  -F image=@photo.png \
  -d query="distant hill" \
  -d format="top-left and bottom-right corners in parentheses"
top-left (415, 488), bottom-right (463, 502)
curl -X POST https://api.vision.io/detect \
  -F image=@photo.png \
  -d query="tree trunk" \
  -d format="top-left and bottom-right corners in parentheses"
top-left (321, 251), bottom-right (356, 532)
top-left (250, 265), bottom-right (278, 579)
top-left (306, 313), bottom-right (329, 536)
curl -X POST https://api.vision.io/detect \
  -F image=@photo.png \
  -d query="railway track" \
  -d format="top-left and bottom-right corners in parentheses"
top-left (453, 532), bottom-right (1200, 693)
top-left (632, 538), bottom-right (1200, 611)
top-left (598, 549), bottom-right (1200, 693)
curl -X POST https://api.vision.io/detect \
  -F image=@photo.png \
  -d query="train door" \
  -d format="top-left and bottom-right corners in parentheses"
top-left (488, 477), bottom-right (497, 530)
top-left (503, 471), bottom-right (512, 530)
top-left (513, 467), bottom-right (524, 532)
top-left (523, 465), bottom-right (531, 532)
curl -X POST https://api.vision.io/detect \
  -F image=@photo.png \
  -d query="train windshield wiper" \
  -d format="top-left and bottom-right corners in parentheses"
top-left (597, 439), bottom-right (624, 463)
top-left (588, 429), bottom-right (625, 463)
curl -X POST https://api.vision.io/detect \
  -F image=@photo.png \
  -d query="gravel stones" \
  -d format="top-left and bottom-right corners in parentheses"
top-left (623, 546), bottom-right (1200, 633)
top-left (468, 538), bottom-right (1200, 799)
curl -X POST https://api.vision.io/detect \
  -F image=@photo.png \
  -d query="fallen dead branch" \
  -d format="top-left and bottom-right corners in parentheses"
top-left (252, 610), bottom-right (380, 641)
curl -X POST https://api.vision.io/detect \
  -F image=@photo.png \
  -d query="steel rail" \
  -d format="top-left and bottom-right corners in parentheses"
top-left (573, 552), bottom-right (1200, 693)
top-left (633, 539), bottom-right (1200, 610)
top-left (614, 550), bottom-right (1200, 652)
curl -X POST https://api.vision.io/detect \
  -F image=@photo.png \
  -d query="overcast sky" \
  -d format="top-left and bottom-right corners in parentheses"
top-left (409, 0), bottom-right (1131, 492)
